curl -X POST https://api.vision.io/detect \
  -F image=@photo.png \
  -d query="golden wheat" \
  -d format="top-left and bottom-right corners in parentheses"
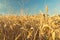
top-left (0, 14), bottom-right (60, 40)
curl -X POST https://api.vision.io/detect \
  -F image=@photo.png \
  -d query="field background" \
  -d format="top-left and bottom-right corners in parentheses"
top-left (0, 14), bottom-right (60, 40)
top-left (0, 0), bottom-right (60, 40)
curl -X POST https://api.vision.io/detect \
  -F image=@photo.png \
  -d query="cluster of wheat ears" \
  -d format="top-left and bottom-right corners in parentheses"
top-left (0, 13), bottom-right (60, 40)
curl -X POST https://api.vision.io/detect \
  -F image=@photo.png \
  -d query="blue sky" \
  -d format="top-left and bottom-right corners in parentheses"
top-left (0, 0), bottom-right (60, 15)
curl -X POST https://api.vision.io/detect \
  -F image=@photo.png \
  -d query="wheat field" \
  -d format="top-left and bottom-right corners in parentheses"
top-left (0, 13), bottom-right (60, 40)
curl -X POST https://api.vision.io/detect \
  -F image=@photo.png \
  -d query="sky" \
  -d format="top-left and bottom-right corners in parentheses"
top-left (0, 0), bottom-right (60, 15)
